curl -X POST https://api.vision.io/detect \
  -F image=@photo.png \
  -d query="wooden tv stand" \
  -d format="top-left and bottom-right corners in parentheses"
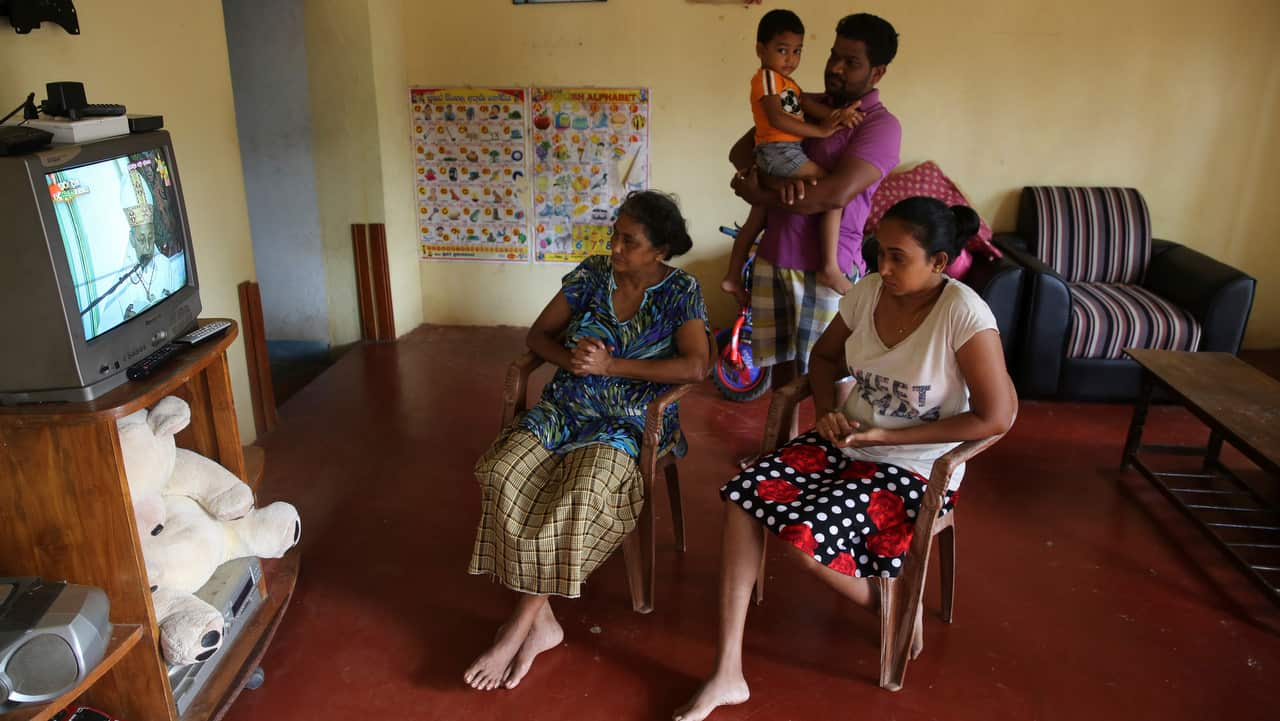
top-left (0, 319), bottom-right (299, 721)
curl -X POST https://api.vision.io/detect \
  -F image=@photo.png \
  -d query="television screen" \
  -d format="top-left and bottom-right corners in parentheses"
top-left (45, 148), bottom-right (188, 341)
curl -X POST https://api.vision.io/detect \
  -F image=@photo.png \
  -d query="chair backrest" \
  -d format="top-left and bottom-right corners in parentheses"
top-left (1018, 186), bottom-right (1152, 285)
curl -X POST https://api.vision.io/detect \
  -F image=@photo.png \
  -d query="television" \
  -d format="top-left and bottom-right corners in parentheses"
top-left (0, 131), bottom-right (201, 404)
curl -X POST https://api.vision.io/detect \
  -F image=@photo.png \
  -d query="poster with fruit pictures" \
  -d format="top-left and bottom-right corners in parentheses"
top-left (411, 87), bottom-right (531, 262)
top-left (529, 87), bottom-right (650, 263)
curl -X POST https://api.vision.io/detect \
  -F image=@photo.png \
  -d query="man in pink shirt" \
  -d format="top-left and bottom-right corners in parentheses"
top-left (726, 13), bottom-right (902, 395)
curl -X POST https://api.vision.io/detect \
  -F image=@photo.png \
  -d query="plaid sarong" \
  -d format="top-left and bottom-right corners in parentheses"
top-left (751, 256), bottom-right (857, 373)
top-left (468, 427), bottom-right (643, 598)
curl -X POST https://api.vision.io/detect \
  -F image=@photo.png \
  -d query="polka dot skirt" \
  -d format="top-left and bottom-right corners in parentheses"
top-left (720, 431), bottom-right (957, 579)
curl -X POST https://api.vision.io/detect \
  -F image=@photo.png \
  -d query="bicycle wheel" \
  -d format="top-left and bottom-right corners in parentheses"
top-left (713, 326), bottom-right (772, 402)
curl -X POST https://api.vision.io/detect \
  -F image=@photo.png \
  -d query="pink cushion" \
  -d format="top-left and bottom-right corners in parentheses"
top-left (864, 161), bottom-right (1001, 269)
top-left (946, 247), bottom-right (973, 279)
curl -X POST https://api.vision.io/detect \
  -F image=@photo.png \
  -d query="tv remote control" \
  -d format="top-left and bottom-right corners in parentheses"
top-left (173, 320), bottom-right (232, 345)
top-left (126, 343), bottom-right (183, 381)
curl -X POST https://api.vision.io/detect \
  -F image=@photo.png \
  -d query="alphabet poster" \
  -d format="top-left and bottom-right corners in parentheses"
top-left (529, 87), bottom-right (650, 263)
top-left (411, 88), bottom-right (530, 262)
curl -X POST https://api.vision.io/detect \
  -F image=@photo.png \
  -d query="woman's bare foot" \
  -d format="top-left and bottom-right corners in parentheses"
top-left (503, 603), bottom-right (564, 688)
top-left (464, 622), bottom-right (529, 691)
top-left (672, 672), bottom-right (750, 721)
top-left (816, 266), bottom-right (853, 295)
top-left (720, 275), bottom-right (750, 308)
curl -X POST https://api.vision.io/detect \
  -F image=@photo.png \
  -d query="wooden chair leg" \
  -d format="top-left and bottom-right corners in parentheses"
top-left (622, 497), bottom-right (657, 614)
top-left (753, 526), bottom-right (767, 605)
top-left (877, 577), bottom-right (898, 691)
top-left (939, 522), bottom-right (956, 624)
top-left (664, 461), bottom-right (685, 552)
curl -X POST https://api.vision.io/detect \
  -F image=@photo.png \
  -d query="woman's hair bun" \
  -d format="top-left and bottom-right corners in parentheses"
top-left (618, 190), bottom-right (692, 259)
top-left (949, 205), bottom-right (980, 245)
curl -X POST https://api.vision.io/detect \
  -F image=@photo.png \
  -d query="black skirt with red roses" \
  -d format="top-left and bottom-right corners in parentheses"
top-left (720, 431), bottom-right (957, 579)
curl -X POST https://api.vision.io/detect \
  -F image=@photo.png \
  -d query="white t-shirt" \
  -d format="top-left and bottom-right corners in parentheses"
top-left (837, 274), bottom-right (999, 490)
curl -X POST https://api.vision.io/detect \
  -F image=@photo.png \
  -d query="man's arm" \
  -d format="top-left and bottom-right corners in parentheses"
top-left (799, 96), bottom-right (862, 123)
top-left (729, 128), bottom-right (755, 173)
top-left (731, 152), bottom-right (885, 215)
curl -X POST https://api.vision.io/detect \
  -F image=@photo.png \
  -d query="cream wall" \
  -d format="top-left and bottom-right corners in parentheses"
top-left (402, 0), bottom-right (1279, 348)
top-left (368, 1), bottom-right (425, 337)
top-left (0, 0), bottom-right (260, 440)
top-left (303, 0), bottom-right (424, 347)
top-left (304, 0), bottom-right (382, 347)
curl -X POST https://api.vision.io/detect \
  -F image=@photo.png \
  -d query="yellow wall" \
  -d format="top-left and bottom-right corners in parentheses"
top-left (304, 0), bottom-right (381, 347)
top-left (303, 0), bottom-right (423, 345)
top-left (368, 1), bottom-right (425, 337)
top-left (0, 0), bottom-right (260, 440)
top-left (402, 0), bottom-right (1279, 348)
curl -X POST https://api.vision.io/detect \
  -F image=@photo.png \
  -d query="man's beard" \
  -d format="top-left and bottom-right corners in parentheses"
top-left (825, 75), bottom-right (869, 106)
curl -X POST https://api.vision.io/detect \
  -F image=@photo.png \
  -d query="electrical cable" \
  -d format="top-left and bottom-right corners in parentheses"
top-left (0, 93), bottom-right (34, 125)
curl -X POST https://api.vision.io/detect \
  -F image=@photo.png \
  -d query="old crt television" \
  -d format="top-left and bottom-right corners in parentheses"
top-left (0, 131), bottom-right (201, 404)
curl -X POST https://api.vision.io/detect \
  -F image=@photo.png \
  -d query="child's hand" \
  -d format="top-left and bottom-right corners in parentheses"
top-left (835, 101), bottom-right (865, 128)
top-left (820, 113), bottom-right (844, 137)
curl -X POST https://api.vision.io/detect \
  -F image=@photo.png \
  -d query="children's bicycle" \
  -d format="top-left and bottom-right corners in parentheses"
top-left (713, 225), bottom-right (772, 402)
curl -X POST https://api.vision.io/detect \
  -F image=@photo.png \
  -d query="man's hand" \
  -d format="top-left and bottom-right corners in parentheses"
top-left (769, 174), bottom-right (819, 206)
top-left (570, 336), bottom-right (614, 376)
top-left (732, 166), bottom-right (817, 207)
top-left (730, 166), bottom-right (764, 204)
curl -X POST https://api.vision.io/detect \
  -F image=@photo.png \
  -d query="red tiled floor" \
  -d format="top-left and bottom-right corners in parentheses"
top-left (223, 327), bottom-right (1280, 721)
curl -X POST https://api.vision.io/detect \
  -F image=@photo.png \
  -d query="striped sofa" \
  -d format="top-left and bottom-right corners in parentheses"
top-left (996, 186), bottom-right (1255, 401)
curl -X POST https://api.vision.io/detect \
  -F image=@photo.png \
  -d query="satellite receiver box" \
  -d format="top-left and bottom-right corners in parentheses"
top-left (167, 558), bottom-right (264, 716)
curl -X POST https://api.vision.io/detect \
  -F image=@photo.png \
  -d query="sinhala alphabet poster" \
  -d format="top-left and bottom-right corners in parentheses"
top-left (411, 88), bottom-right (530, 262)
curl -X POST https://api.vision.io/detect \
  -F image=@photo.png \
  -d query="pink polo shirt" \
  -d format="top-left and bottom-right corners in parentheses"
top-left (757, 89), bottom-right (902, 275)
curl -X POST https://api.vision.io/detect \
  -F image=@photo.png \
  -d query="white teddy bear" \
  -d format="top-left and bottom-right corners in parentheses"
top-left (117, 396), bottom-right (301, 666)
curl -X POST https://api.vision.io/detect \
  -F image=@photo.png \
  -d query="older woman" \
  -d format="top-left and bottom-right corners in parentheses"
top-left (465, 190), bottom-right (710, 691)
top-left (675, 197), bottom-right (1017, 721)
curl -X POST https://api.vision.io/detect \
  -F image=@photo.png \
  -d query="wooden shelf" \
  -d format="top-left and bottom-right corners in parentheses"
top-left (4, 625), bottom-right (143, 721)
top-left (180, 553), bottom-right (300, 721)
top-left (0, 320), bottom-right (297, 721)
top-left (243, 445), bottom-right (265, 495)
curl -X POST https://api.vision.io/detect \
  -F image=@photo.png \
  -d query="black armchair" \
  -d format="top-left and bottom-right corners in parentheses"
top-left (997, 187), bottom-right (1255, 401)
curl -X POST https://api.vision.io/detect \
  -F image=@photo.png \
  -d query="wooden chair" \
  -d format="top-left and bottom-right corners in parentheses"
top-left (500, 348), bottom-right (707, 614)
top-left (753, 375), bottom-right (1010, 691)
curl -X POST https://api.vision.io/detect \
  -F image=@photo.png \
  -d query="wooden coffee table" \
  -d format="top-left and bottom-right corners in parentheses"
top-left (1121, 349), bottom-right (1280, 605)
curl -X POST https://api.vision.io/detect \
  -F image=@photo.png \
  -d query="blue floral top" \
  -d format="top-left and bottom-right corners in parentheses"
top-left (519, 255), bottom-right (709, 459)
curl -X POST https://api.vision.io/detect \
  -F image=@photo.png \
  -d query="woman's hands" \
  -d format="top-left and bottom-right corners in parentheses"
top-left (570, 337), bottom-right (614, 377)
top-left (816, 411), bottom-right (889, 449)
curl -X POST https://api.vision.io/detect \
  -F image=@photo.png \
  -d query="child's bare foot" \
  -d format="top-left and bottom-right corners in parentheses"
top-left (463, 622), bottom-right (527, 691)
top-left (817, 267), bottom-right (853, 295)
top-left (503, 603), bottom-right (564, 688)
top-left (720, 275), bottom-right (750, 308)
top-left (673, 672), bottom-right (750, 721)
